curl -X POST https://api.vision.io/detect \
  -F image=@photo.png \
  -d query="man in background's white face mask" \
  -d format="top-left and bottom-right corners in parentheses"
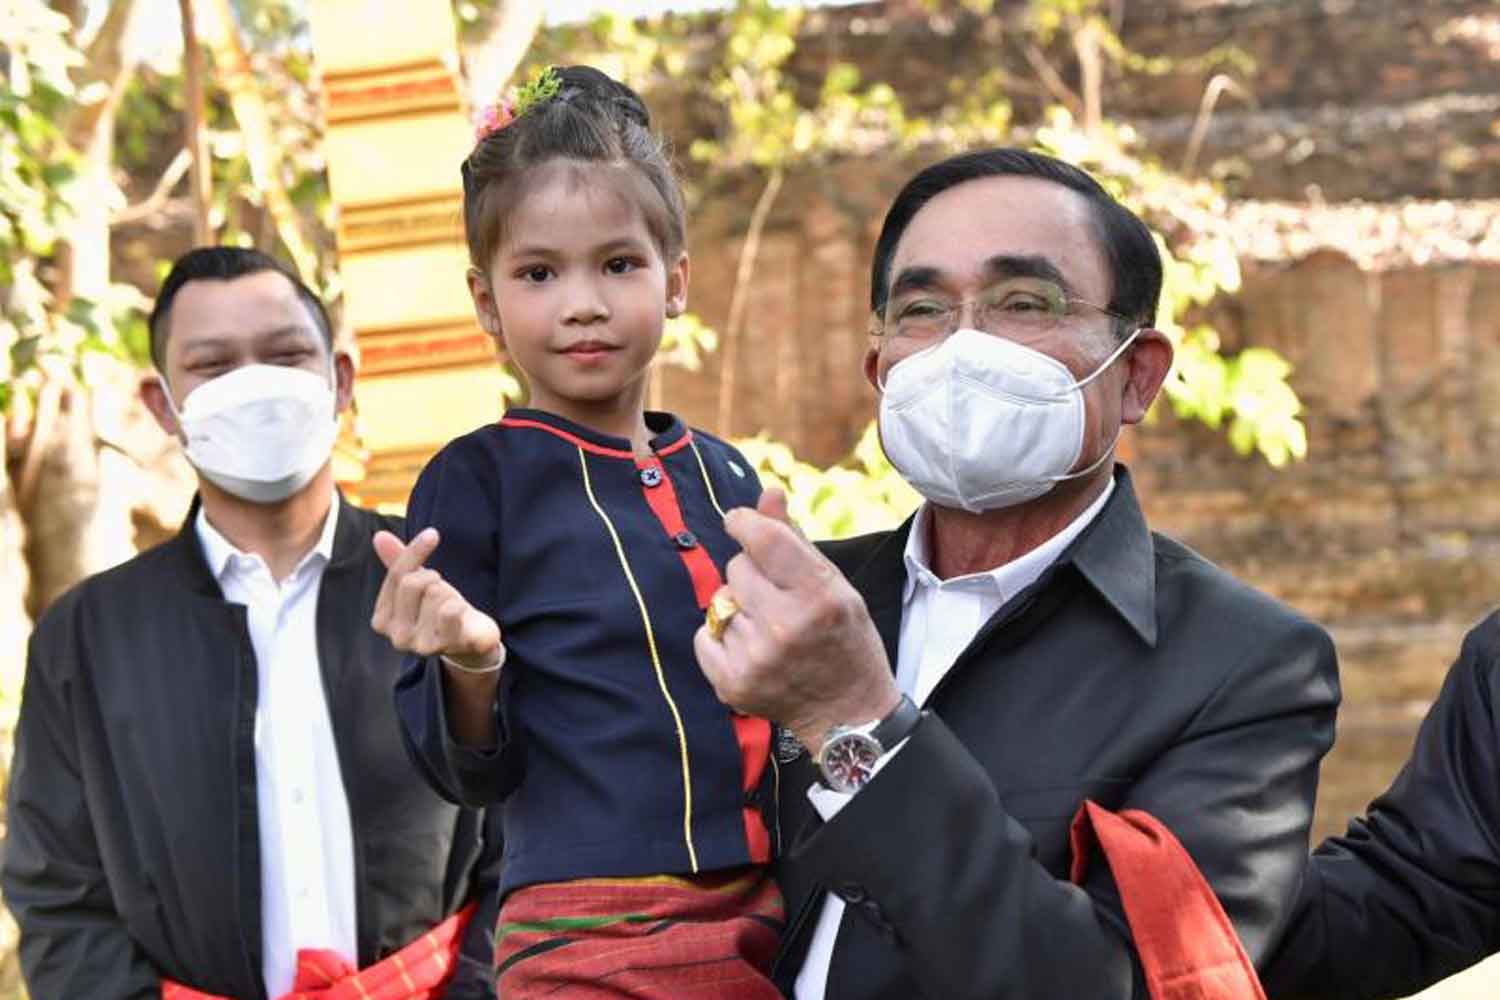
top-left (158, 359), bottom-right (340, 505)
top-left (143, 265), bottom-right (349, 522)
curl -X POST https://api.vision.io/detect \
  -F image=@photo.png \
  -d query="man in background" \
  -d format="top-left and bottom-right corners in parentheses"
top-left (2, 247), bottom-right (501, 999)
top-left (1264, 611), bottom-right (1500, 999)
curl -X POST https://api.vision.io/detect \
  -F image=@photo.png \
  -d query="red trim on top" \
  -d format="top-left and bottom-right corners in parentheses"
top-left (735, 716), bottom-right (773, 863)
top-left (636, 455), bottom-right (721, 609)
top-left (656, 429), bottom-right (693, 458)
top-left (498, 418), bottom-right (637, 458)
top-left (497, 417), bottom-right (693, 459)
top-left (634, 453), bottom-right (772, 863)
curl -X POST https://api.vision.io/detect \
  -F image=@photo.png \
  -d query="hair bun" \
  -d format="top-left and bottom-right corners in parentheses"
top-left (556, 65), bottom-right (651, 128)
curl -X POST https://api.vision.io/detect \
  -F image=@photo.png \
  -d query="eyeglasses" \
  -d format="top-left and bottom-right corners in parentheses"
top-left (870, 277), bottom-right (1139, 344)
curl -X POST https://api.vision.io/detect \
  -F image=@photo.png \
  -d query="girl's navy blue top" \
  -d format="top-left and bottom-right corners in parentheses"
top-left (394, 408), bottom-right (781, 895)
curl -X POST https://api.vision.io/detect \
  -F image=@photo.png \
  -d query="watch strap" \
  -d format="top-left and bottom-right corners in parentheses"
top-left (869, 693), bottom-right (921, 753)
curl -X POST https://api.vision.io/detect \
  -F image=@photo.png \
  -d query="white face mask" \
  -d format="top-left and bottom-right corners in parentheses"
top-left (161, 362), bottom-right (340, 504)
top-left (877, 326), bottom-right (1140, 513)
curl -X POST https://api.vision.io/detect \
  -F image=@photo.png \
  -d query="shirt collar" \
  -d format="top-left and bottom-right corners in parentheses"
top-left (902, 478), bottom-right (1115, 607)
top-left (195, 491), bottom-right (340, 582)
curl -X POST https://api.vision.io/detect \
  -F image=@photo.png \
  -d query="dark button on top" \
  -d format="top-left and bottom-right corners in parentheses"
top-left (639, 466), bottom-right (663, 487)
top-left (673, 530), bottom-right (699, 550)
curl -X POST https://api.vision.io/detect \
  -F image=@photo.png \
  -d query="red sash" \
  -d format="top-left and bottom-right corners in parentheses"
top-left (162, 904), bottom-right (474, 1000)
top-left (1070, 801), bottom-right (1267, 1000)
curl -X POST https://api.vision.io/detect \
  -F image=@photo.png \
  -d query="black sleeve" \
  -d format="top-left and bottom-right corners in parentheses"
top-left (1263, 616), bottom-right (1500, 1000)
top-left (393, 439), bottom-right (524, 807)
top-left (438, 810), bottom-right (505, 1000)
top-left (792, 618), bottom-right (1339, 999)
top-left (1, 609), bottom-right (162, 999)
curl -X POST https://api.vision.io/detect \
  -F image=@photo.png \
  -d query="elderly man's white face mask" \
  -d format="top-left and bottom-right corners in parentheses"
top-left (877, 327), bottom-right (1141, 513)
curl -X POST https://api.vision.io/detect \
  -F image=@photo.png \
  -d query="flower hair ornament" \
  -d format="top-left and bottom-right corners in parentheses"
top-left (473, 66), bottom-right (563, 142)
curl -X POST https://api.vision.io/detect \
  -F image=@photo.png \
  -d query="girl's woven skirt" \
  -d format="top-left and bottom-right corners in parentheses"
top-left (494, 866), bottom-right (784, 998)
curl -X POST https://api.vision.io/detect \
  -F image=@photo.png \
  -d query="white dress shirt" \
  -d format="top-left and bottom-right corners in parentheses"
top-left (196, 498), bottom-right (358, 998)
top-left (796, 481), bottom-right (1115, 999)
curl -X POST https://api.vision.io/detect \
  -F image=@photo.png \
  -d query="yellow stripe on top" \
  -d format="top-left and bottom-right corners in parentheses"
top-left (575, 446), bottom-right (699, 872)
top-left (690, 440), bottom-right (728, 519)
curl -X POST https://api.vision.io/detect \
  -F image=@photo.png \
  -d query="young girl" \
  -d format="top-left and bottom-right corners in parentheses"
top-left (374, 66), bottom-right (784, 998)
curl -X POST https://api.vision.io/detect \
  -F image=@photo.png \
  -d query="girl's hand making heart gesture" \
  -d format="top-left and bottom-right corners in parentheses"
top-left (370, 527), bottom-right (503, 674)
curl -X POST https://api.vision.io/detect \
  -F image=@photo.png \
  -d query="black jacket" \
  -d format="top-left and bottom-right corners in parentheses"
top-left (772, 469), bottom-right (1341, 999)
top-left (1, 497), bottom-right (502, 1000)
top-left (1263, 612), bottom-right (1500, 1000)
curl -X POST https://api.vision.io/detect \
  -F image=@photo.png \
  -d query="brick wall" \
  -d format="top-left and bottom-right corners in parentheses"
top-left (766, 0), bottom-right (1500, 200)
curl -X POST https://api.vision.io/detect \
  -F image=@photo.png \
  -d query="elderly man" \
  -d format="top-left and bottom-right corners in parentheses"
top-left (2, 247), bottom-right (501, 999)
top-left (692, 148), bottom-right (1342, 999)
top-left (1262, 612), bottom-right (1500, 999)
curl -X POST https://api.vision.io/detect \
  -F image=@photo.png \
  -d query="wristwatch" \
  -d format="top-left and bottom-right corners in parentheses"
top-left (816, 694), bottom-right (921, 794)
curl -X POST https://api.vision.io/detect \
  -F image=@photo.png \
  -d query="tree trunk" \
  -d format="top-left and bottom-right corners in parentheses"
top-left (200, 0), bottom-right (322, 275)
top-left (1074, 16), bottom-right (1104, 136)
top-left (54, 0), bottom-right (138, 309)
top-left (716, 166), bottom-right (784, 437)
top-left (20, 380), bottom-right (136, 617)
top-left (0, 432), bottom-right (32, 691)
top-left (18, 0), bottom-right (144, 618)
top-left (59, 0), bottom-right (136, 151)
top-left (180, 0), bottom-right (213, 245)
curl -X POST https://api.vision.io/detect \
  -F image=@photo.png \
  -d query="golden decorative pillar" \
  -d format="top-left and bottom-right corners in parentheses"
top-left (307, 2), bottom-right (508, 508)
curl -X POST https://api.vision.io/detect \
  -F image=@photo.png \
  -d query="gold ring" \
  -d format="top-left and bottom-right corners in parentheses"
top-left (705, 590), bottom-right (740, 641)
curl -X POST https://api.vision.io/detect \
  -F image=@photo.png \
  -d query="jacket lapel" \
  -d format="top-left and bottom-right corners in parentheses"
top-left (845, 518), bottom-right (911, 672)
top-left (316, 497), bottom-right (371, 710)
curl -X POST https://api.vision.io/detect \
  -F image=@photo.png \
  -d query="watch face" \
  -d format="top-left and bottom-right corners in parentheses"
top-left (820, 733), bottom-right (882, 793)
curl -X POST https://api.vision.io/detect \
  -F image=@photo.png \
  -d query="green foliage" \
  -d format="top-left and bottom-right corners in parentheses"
top-left (113, 0), bottom-right (336, 292)
top-left (697, 1), bottom-right (1302, 468)
top-left (736, 423), bottom-right (919, 540)
top-left (1028, 0), bottom-right (1254, 77)
top-left (1030, 109), bottom-right (1306, 465)
top-left (217, 0), bottom-right (337, 289)
top-left (658, 313), bottom-right (719, 372)
top-left (514, 65), bottom-right (562, 115)
top-left (522, 9), bottom-right (695, 92)
top-left (0, 1), bottom-right (148, 416)
top-left (688, 0), bottom-right (938, 171)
